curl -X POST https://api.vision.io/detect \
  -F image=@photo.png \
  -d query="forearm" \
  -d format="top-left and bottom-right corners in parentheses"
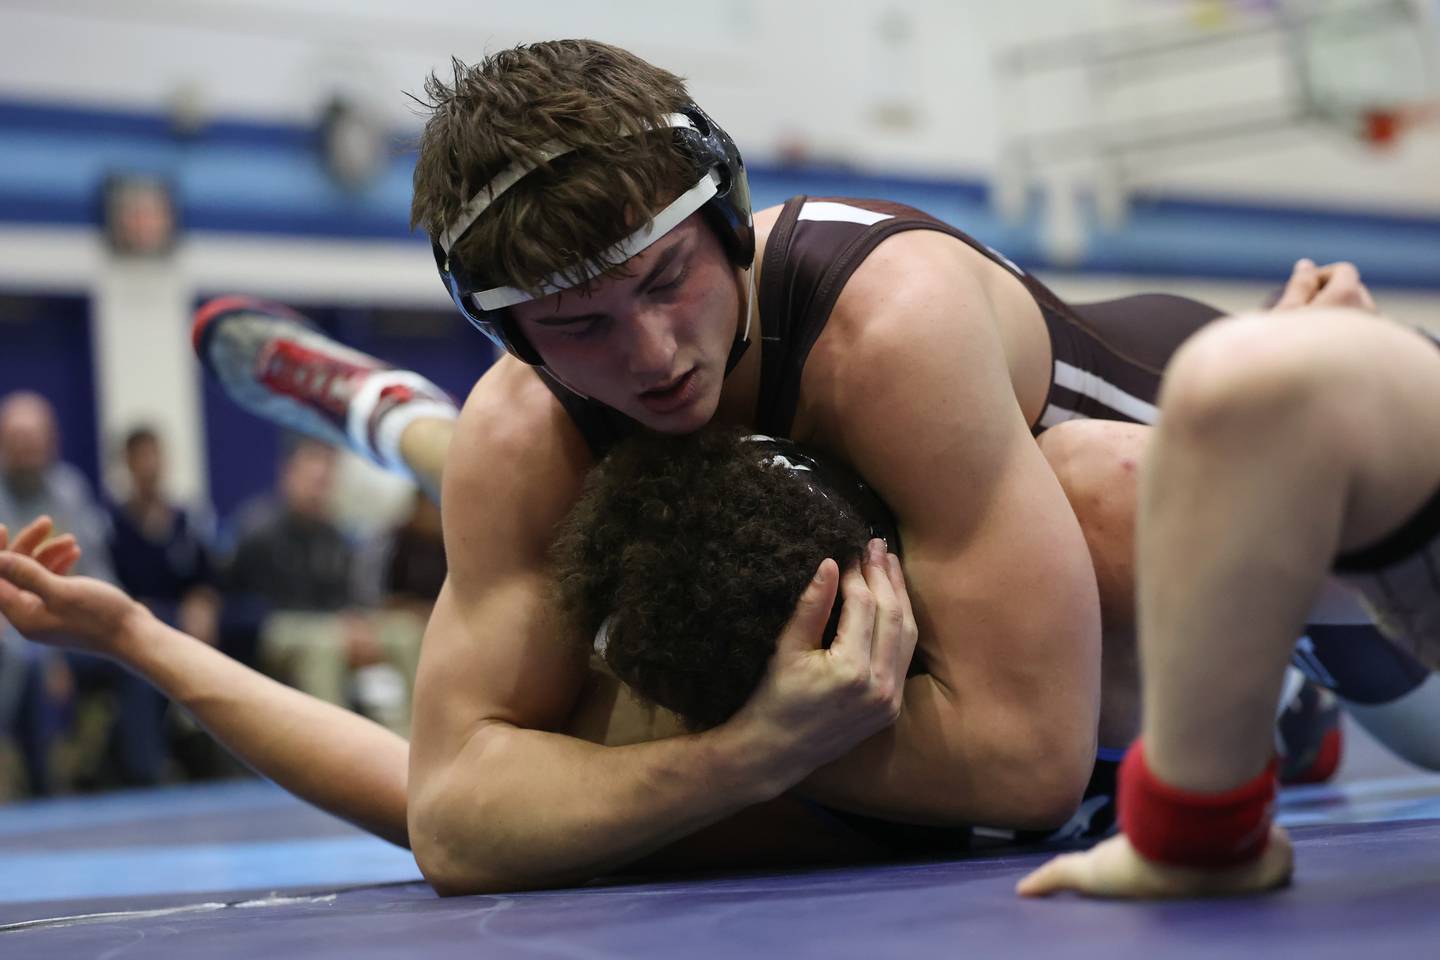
top-left (118, 609), bottom-right (410, 847)
top-left (798, 675), bottom-right (1095, 829)
top-left (409, 718), bottom-right (789, 894)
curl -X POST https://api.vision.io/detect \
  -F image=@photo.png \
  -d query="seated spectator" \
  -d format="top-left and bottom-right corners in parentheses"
top-left (0, 391), bottom-right (116, 794)
top-left (352, 490), bottom-right (445, 735)
top-left (225, 437), bottom-right (417, 732)
top-left (106, 425), bottom-right (222, 781)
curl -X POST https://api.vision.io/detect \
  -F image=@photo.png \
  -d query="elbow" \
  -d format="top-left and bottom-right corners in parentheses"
top-left (1014, 773), bottom-right (1089, 832)
top-left (407, 773), bottom-right (516, 896)
top-left (1005, 727), bottom-right (1098, 831)
top-left (414, 841), bottom-right (569, 897)
top-left (408, 799), bottom-right (490, 896)
top-left (412, 846), bottom-right (484, 898)
top-left (409, 805), bottom-right (522, 896)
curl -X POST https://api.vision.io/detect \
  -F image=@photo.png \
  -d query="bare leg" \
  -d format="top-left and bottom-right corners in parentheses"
top-left (1018, 307), bottom-right (1440, 899)
top-left (192, 298), bottom-right (458, 497)
top-left (1140, 308), bottom-right (1440, 792)
top-left (397, 417), bottom-right (455, 502)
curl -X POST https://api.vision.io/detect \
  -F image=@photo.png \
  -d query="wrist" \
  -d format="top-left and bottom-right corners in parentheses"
top-left (113, 601), bottom-right (161, 662)
top-left (1119, 738), bottom-right (1278, 869)
top-left (706, 712), bottom-right (809, 804)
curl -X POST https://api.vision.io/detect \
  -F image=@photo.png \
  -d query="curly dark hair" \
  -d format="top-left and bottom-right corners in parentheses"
top-left (550, 428), bottom-right (875, 731)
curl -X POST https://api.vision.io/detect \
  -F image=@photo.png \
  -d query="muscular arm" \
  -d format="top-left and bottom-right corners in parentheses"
top-left (797, 234), bottom-right (1103, 828)
top-left (406, 367), bottom-right (845, 894)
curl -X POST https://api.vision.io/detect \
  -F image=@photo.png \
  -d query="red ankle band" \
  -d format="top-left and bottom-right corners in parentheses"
top-left (1118, 738), bottom-right (1278, 869)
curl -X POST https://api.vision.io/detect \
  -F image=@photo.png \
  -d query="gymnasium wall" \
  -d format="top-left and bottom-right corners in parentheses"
top-left (0, 0), bottom-right (1435, 518)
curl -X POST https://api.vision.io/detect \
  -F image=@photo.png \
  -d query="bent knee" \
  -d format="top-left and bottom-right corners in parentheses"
top-left (1159, 312), bottom-right (1343, 440)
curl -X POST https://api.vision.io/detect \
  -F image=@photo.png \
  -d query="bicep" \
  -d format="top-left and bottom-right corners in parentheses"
top-left (829, 255), bottom-right (1102, 774)
top-left (902, 437), bottom-right (1101, 696)
top-left (407, 373), bottom-right (595, 791)
top-left (410, 571), bottom-right (587, 760)
top-left (811, 389), bottom-right (1102, 823)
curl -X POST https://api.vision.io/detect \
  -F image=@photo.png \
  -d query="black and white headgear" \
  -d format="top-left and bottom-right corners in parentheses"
top-left (432, 103), bottom-right (755, 368)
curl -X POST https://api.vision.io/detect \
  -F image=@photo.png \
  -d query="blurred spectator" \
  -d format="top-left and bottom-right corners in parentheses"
top-left (353, 490), bottom-right (445, 734)
top-left (109, 427), bottom-right (219, 642)
top-left (106, 425), bottom-right (222, 782)
top-left (356, 490), bottom-right (446, 612)
top-left (0, 391), bottom-right (114, 795)
top-left (226, 438), bottom-right (415, 732)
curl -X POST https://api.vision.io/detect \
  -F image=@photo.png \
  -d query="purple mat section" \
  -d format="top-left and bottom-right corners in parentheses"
top-left (9, 819), bottom-right (1440, 959)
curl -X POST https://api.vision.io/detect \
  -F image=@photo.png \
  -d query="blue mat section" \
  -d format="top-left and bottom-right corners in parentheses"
top-left (0, 780), bottom-right (420, 917)
top-left (1280, 774), bottom-right (1440, 827)
top-left (0, 780), bottom-right (299, 836)
top-left (0, 836), bottom-right (419, 905)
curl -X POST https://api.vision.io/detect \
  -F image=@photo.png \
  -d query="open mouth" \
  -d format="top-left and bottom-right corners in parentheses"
top-left (638, 368), bottom-right (698, 413)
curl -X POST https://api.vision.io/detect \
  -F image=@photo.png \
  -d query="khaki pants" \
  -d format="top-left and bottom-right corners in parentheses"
top-left (259, 609), bottom-right (425, 736)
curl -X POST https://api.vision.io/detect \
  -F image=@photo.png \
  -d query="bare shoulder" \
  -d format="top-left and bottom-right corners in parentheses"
top-left (750, 203), bottom-right (785, 288)
top-left (411, 357), bottom-right (595, 744)
top-left (754, 202), bottom-right (785, 238)
top-left (829, 229), bottom-right (999, 362)
top-left (805, 232), bottom-right (1013, 440)
top-left (443, 357), bottom-right (594, 576)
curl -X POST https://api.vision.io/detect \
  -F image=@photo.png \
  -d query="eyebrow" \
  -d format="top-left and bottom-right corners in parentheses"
top-left (534, 241), bottom-right (687, 327)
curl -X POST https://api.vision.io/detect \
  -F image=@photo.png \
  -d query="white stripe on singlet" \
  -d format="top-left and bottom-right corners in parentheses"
top-left (1039, 359), bottom-right (1160, 427)
top-left (798, 201), bottom-right (894, 226)
top-left (1038, 405), bottom-right (1084, 429)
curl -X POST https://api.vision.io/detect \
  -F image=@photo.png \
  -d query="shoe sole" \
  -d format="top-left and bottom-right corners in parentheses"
top-left (191, 295), bottom-right (309, 365)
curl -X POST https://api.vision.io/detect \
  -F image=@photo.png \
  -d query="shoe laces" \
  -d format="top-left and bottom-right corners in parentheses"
top-left (258, 340), bottom-right (372, 416)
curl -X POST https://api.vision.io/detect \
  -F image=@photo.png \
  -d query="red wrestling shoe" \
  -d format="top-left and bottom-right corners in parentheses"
top-left (1278, 680), bottom-right (1345, 785)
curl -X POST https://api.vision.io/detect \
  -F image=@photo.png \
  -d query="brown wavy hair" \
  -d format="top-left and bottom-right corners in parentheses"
top-left (410, 40), bottom-right (699, 296)
top-left (550, 428), bottom-right (871, 731)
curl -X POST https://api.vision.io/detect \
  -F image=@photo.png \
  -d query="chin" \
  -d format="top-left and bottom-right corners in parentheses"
top-left (641, 405), bottom-right (714, 435)
top-left (638, 388), bottom-right (720, 435)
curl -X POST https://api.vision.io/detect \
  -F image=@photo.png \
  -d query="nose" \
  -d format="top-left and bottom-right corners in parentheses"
top-left (623, 304), bottom-right (679, 383)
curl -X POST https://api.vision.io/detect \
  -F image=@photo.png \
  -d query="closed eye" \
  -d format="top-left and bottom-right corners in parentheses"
top-left (555, 316), bottom-right (607, 340)
top-left (649, 264), bottom-right (689, 295)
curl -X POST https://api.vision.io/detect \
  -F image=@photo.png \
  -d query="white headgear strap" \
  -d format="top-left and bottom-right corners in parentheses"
top-left (470, 169), bottom-right (719, 311)
top-left (440, 112), bottom-right (716, 311)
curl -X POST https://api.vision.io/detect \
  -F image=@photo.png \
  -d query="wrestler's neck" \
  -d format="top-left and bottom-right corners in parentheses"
top-left (710, 267), bottom-right (764, 430)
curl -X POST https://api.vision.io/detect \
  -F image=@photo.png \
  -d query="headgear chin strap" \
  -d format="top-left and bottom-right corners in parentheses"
top-left (724, 268), bottom-right (755, 376)
top-left (433, 103), bottom-right (755, 371)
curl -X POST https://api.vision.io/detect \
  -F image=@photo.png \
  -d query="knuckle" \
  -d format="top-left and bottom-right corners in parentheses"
top-left (839, 666), bottom-right (870, 694)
